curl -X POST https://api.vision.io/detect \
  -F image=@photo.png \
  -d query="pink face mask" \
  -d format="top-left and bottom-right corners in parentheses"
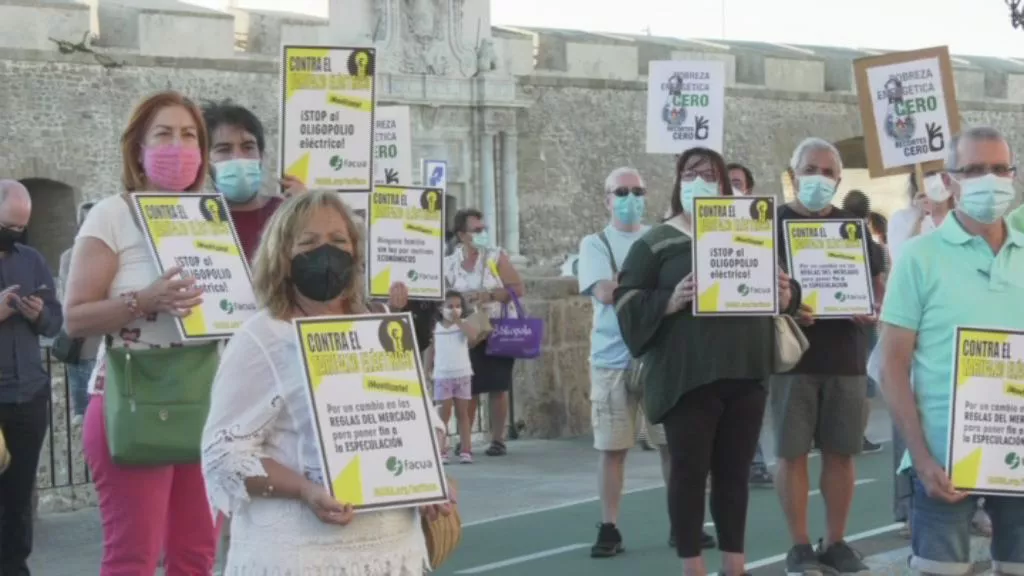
top-left (142, 145), bottom-right (202, 191)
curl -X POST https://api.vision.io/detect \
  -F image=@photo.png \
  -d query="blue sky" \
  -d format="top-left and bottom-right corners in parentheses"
top-left (185, 0), bottom-right (1024, 58)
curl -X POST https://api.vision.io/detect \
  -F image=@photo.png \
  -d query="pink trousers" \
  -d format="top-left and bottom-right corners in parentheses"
top-left (83, 395), bottom-right (220, 575)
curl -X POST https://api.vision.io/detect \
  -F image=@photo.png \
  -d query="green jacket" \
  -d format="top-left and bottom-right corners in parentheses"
top-left (613, 223), bottom-right (801, 424)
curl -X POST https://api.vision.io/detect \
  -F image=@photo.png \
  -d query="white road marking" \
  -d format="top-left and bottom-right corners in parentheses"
top-left (453, 543), bottom-right (591, 574)
top-left (462, 484), bottom-right (663, 527)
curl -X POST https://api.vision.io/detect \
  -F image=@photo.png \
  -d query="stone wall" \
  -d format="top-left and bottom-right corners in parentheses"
top-left (514, 75), bottom-right (1024, 263)
top-left (511, 276), bottom-right (592, 439)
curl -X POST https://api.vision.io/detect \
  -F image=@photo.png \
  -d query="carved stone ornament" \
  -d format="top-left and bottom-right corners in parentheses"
top-left (475, 37), bottom-right (499, 75)
top-left (371, 0), bottom-right (477, 77)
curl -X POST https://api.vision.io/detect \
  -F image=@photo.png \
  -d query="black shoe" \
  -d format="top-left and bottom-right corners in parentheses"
top-left (817, 539), bottom-right (869, 575)
top-left (667, 530), bottom-right (716, 549)
top-left (749, 464), bottom-right (774, 488)
top-left (785, 543), bottom-right (825, 576)
top-left (591, 523), bottom-right (624, 558)
top-left (861, 438), bottom-right (882, 454)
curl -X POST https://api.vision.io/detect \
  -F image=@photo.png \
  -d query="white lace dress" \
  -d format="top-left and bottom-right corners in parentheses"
top-left (201, 311), bottom-right (441, 575)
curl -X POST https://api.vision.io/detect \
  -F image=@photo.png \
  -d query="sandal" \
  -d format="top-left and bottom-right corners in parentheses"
top-left (485, 441), bottom-right (507, 456)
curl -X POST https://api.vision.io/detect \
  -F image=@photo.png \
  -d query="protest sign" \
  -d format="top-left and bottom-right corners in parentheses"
top-left (280, 45), bottom-right (375, 191)
top-left (295, 313), bottom-right (449, 510)
top-left (130, 193), bottom-right (256, 340)
top-left (373, 106), bottom-right (412, 185)
top-left (784, 219), bottom-right (874, 317)
top-left (692, 196), bottom-right (778, 316)
top-left (853, 46), bottom-right (960, 178)
top-left (645, 60), bottom-right (726, 154)
top-left (948, 327), bottom-right (1024, 496)
top-left (367, 186), bottom-right (445, 301)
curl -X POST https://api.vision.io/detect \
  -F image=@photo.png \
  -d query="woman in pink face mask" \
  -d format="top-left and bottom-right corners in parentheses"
top-left (63, 91), bottom-right (221, 574)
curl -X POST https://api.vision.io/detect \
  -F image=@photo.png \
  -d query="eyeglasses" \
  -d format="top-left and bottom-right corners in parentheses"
top-left (680, 169), bottom-right (719, 182)
top-left (948, 164), bottom-right (1017, 179)
top-left (611, 187), bottom-right (646, 197)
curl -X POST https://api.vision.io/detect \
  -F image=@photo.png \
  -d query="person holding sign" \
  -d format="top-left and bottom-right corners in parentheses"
top-left (880, 127), bottom-right (1024, 574)
top-left (614, 147), bottom-right (799, 576)
top-left (63, 91), bottom-right (220, 575)
top-left (202, 191), bottom-right (453, 573)
top-left (202, 100), bottom-right (307, 262)
top-left (772, 138), bottom-right (882, 576)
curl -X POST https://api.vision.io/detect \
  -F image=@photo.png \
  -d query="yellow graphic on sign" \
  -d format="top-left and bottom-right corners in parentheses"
top-left (333, 454), bottom-right (364, 506)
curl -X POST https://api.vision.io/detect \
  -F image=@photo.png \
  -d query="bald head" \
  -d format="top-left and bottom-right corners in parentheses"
top-left (0, 180), bottom-right (32, 231)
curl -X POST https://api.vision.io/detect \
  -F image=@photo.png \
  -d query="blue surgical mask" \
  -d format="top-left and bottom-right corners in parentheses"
top-left (957, 174), bottom-right (1016, 224)
top-left (613, 194), bottom-right (646, 225)
top-left (470, 231), bottom-right (491, 249)
top-left (679, 177), bottom-right (719, 213)
top-left (797, 174), bottom-right (837, 212)
top-left (213, 158), bottom-right (263, 204)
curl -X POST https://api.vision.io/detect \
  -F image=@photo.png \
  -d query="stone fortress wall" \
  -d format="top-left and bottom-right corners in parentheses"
top-left (5, 0), bottom-right (1024, 510)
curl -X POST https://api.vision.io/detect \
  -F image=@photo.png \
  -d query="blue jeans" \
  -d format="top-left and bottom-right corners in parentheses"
top-left (66, 360), bottom-right (95, 417)
top-left (911, 477), bottom-right (1024, 575)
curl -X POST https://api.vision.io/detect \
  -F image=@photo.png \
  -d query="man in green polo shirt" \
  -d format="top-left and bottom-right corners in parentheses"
top-left (880, 126), bottom-right (1024, 575)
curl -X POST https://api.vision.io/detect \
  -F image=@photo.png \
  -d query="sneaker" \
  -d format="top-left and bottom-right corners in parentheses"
top-left (749, 464), bottom-right (774, 488)
top-left (668, 530), bottom-right (716, 549)
top-left (785, 543), bottom-right (825, 576)
top-left (861, 438), bottom-right (883, 454)
top-left (459, 452), bottom-right (474, 464)
top-left (441, 449), bottom-right (451, 465)
top-left (590, 523), bottom-right (624, 558)
top-left (817, 540), bottom-right (869, 575)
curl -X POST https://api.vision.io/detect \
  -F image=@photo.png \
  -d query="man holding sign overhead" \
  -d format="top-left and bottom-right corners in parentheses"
top-left (772, 138), bottom-right (882, 576)
top-left (880, 127), bottom-right (1024, 574)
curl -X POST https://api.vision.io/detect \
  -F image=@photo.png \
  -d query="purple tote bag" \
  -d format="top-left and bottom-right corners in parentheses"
top-left (485, 290), bottom-right (544, 359)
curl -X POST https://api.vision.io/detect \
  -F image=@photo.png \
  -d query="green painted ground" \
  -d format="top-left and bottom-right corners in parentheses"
top-left (437, 446), bottom-right (898, 575)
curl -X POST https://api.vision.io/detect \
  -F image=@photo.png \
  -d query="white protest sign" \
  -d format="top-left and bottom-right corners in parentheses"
top-left (373, 106), bottom-right (412, 185)
top-left (645, 60), bottom-right (726, 154)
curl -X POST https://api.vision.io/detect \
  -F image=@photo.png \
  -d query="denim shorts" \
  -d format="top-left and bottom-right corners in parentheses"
top-left (910, 477), bottom-right (1024, 575)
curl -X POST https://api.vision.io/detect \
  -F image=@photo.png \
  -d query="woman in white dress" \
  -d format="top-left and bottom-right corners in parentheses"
top-left (201, 191), bottom-right (453, 574)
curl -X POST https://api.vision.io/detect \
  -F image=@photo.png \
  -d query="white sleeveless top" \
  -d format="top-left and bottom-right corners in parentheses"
top-left (443, 245), bottom-right (518, 319)
top-left (432, 322), bottom-right (473, 380)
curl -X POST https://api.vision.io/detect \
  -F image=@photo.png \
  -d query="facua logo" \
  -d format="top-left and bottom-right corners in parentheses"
top-left (219, 299), bottom-right (257, 314)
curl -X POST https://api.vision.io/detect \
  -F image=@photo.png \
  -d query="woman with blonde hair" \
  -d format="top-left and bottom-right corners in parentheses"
top-left (64, 91), bottom-right (220, 574)
top-left (201, 191), bottom-right (453, 573)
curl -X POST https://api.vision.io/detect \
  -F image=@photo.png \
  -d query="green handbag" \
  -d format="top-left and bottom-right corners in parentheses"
top-left (103, 340), bottom-right (220, 466)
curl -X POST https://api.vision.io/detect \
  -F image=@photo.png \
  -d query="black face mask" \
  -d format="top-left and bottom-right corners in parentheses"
top-left (0, 228), bottom-right (22, 252)
top-left (290, 244), bottom-right (355, 302)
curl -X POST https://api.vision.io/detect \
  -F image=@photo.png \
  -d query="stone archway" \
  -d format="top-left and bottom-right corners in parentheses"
top-left (19, 178), bottom-right (78, 274)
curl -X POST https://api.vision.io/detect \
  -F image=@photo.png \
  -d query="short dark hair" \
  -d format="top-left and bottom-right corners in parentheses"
top-left (453, 208), bottom-right (483, 234)
top-left (201, 99), bottom-right (266, 155)
top-left (726, 162), bottom-right (755, 190)
top-left (842, 189), bottom-right (870, 218)
top-left (670, 147), bottom-right (732, 217)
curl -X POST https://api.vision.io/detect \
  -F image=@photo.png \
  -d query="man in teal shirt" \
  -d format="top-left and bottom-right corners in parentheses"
top-left (880, 126), bottom-right (1024, 574)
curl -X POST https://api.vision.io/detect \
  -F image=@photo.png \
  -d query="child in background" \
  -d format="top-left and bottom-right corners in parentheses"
top-left (425, 291), bottom-right (478, 464)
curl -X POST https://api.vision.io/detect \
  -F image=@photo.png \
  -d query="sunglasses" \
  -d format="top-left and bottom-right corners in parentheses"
top-left (611, 187), bottom-right (646, 197)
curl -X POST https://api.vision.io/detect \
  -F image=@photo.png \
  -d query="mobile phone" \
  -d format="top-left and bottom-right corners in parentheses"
top-left (29, 286), bottom-right (51, 298)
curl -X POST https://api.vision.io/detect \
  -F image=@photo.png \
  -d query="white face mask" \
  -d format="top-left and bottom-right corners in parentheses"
top-left (924, 174), bottom-right (951, 203)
